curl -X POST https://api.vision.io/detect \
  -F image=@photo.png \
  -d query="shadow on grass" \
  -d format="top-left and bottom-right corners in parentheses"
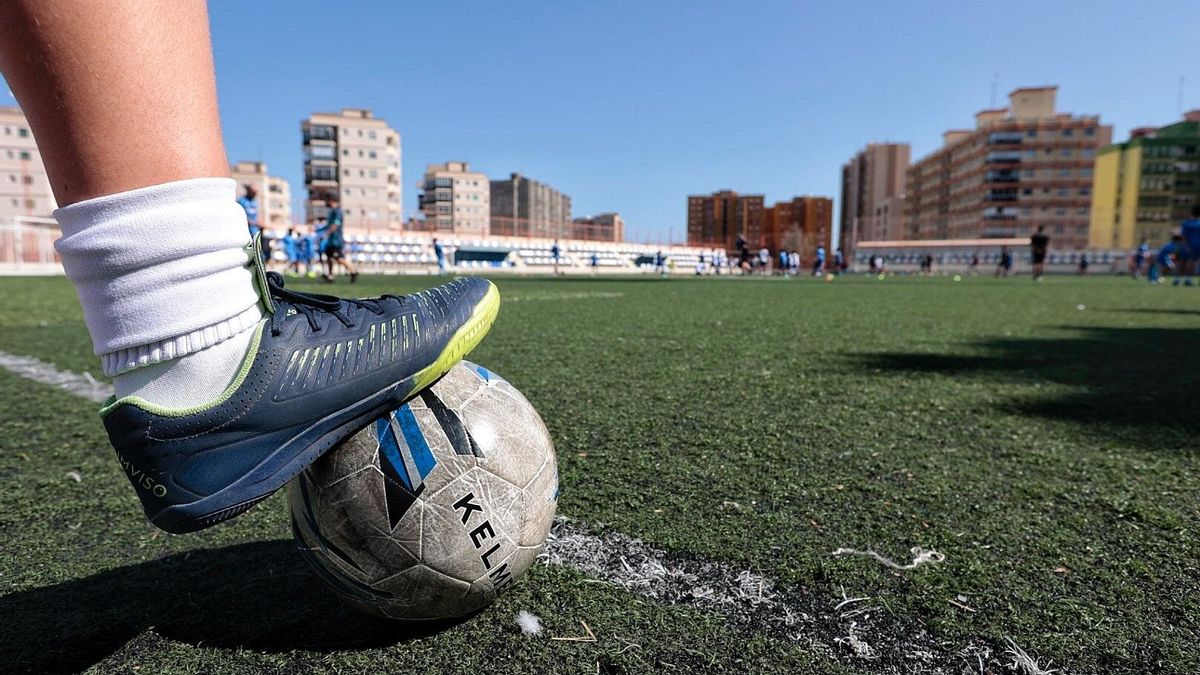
top-left (0, 540), bottom-right (470, 673)
top-left (856, 325), bottom-right (1200, 450)
top-left (1101, 307), bottom-right (1200, 317)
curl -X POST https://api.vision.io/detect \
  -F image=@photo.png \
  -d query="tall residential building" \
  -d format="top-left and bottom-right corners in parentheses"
top-left (1089, 111), bottom-right (1200, 249)
top-left (687, 190), bottom-right (766, 252)
top-left (571, 213), bottom-right (625, 242)
top-left (0, 106), bottom-right (56, 221)
top-left (765, 196), bottom-right (834, 258)
top-left (302, 108), bottom-right (402, 232)
top-left (230, 160), bottom-right (291, 230)
top-left (417, 161), bottom-right (490, 235)
top-left (906, 87), bottom-right (1111, 250)
top-left (489, 173), bottom-right (572, 238)
top-left (840, 143), bottom-right (910, 249)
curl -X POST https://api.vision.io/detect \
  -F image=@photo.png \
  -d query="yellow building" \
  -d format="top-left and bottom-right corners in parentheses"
top-left (1089, 111), bottom-right (1200, 249)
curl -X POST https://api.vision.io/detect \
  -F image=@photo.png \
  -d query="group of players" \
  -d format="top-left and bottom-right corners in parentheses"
top-left (237, 184), bottom-right (358, 283)
top-left (1137, 206), bottom-right (1200, 285)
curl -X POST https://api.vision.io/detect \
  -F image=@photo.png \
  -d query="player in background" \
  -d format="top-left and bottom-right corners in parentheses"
top-left (789, 250), bottom-right (800, 277)
top-left (1132, 239), bottom-right (1149, 279)
top-left (1077, 252), bottom-right (1089, 275)
top-left (779, 249), bottom-right (789, 277)
top-left (309, 223), bottom-right (324, 276)
top-left (969, 252), bottom-right (980, 276)
top-left (0, 0), bottom-right (497, 533)
top-left (283, 227), bottom-right (301, 275)
top-left (812, 245), bottom-right (827, 276)
top-left (1182, 205), bottom-right (1200, 281)
top-left (1030, 225), bottom-right (1049, 281)
top-left (996, 246), bottom-right (1013, 277)
top-left (238, 183), bottom-right (270, 267)
top-left (1155, 234), bottom-right (1185, 284)
top-left (432, 238), bottom-right (447, 274)
top-left (551, 239), bottom-right (561, 276)
top-left (238, 183), bottom-right (259, 237)
top-left (654, 250), bottom-right (666, 276)
top-left (834, 248), bottom-right (846, 274)
top-left (321, 196), bottom-right (357, 283)
top-left (432, 238), bottom-right (446, 274)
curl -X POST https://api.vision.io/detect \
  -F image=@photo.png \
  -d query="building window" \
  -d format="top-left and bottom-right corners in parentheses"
top-left (24, 199), bottom-right (34, 208)
top-left (368, 150), bottom-right (377, 159)
top-left (1063, 129), bottom-right (1073, 137)
top-left (369, 170), bottom-right (378, 178)
top-left (1084, 128), bottom-right (1095, 136)
top-left (368, 130), bottom-right (376, 140)
top-left (19, 151), bottom-right (31, 160)
top-left (22, 176), bottom-right (32, 185)
top-left (1026, 130), bottom-right (1037, 138)
top-left (1059, 169), bottom-right (1070, 177)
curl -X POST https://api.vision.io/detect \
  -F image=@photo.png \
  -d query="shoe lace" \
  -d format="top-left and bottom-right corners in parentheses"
top-left (266, 272), bottom-right (400, 337)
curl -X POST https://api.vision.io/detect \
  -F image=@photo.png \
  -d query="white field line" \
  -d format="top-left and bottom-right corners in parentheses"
top-left (0, 350), bottom-right (112, 403)
top-left (0, 351), bottom-right (1054, 673)
top-left (504, 291), bottom-right (624, 302)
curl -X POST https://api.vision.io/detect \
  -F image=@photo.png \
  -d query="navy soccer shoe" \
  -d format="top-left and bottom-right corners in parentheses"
top-left (101, 264), bottom-right (499, 533)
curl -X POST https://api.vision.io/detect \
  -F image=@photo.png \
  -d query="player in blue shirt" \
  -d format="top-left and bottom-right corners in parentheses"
top-left (1181, 206), bottom-right (1200, 279)
top-left (1154, 235), bottom-right (1184, 284)
top-left (321, 196), bottom-right (357, 283)
top-left (590, 251), bottom-right (599, 274)
top-left (301, 227), bottom-right (319, 277)
top-left (778, 249), bottom-right (789, 276)
top-left (1133, 239), bottom-right (1149, 279)
top-left (283, 228), bottom-right (301, 275)
top-left (835, 248), bottom-right (846, 274)
top-left (433, 238), bottom-right (446, 274)
top-left (551, 239), bottom-right (561, 276)
top-left (237, 184), bottom-right (272, 267)
top-left (237, 184), bottom-right (260, 236)
top-left (812, 246), bottom-right (827, 276)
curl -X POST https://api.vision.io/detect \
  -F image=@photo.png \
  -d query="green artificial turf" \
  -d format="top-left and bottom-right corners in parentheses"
top-left (0, 272), bottom-right (1197, 673)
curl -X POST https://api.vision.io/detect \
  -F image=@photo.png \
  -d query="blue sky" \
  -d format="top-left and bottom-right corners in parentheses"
top-left (6, 1), bottom-right (1199, 242)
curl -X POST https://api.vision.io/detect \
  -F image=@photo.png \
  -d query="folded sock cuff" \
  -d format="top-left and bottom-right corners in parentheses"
top-left (54, 177), bottom-right (262, 375)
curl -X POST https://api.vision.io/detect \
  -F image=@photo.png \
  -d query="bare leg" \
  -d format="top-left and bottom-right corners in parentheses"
top-left (0, 0), bottom-right (227, 206)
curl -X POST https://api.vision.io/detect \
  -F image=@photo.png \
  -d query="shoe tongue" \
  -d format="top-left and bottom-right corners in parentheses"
top-left (247, 234), bottom-right (276, 316)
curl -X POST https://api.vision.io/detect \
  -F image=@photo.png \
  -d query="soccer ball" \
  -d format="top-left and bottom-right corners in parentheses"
top-left (289, 360), bottom-right (559, 620)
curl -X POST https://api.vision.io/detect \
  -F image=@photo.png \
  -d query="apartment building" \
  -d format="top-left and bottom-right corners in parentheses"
top-left (0, 106), bottom-right (55, 221)
top-left (1089, 110), bottom-right (1200, 249)
top-left (765, 196), bottom-right (834, 259)
top-left (840, 143), bottom-right (910, 249)
top-left (906, 87), bottom-right (1111, 250)
top-left (489, 173), bottom-right (572, 238)
top-left (686, 190), bottom-right (766, 252)
top-left (229, 160), bottom-right (291, 230)
top-left (416, 161), bottom-right (490, 236)
top-left (302, 108), bottom-right (402, 232)
top-left (571, 213), bottom-right (625, 242)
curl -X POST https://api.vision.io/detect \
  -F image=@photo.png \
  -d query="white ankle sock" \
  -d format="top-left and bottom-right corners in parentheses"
top-left (54, 177), bottom-right (263, 407)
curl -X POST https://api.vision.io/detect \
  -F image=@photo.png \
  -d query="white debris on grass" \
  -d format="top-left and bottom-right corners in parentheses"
top-left (64, 470), bottom-right (82, 483)
top-left (516, 611), bottom-right (542, 635)
top-left (541, 520), bottom-right (1021, 673)
top-left (834, 621), bottom-right (878, 660)
top-left (0, 350), bottom-right (113, 403)
top-left (1004, 637), bottom-right (1059, 675)
top-left (831, 546), bottom-right (945, 570)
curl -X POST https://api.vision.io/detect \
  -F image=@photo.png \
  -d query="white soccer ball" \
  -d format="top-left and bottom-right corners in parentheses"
top-left (289, 361), bottom-right (559, 620)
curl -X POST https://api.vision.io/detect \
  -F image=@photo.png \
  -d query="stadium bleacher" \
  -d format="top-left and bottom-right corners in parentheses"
top-left (263, 230), bottom-right (716, 275)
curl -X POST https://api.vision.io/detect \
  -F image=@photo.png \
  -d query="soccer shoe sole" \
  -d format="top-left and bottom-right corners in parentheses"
top-left (149, 281), bottom-right (501, 533)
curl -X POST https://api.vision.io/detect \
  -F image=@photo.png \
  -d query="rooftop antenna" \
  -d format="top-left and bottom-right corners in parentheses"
top-left (990, 73), bottom-right (999, 108)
